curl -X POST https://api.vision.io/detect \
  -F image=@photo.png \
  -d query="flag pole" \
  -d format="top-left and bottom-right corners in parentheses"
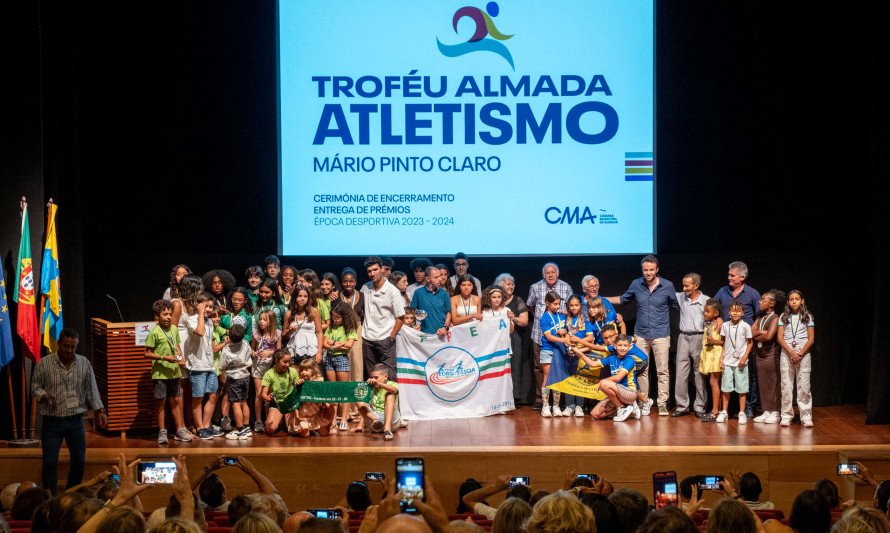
top-left (5, 367), bottom-right (17, 440)
top-left (19, 197), bottom-right (28, 442)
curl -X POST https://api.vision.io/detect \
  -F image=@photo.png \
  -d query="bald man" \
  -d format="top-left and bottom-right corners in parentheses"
top-left (377, 514), bottom-right (433, 533)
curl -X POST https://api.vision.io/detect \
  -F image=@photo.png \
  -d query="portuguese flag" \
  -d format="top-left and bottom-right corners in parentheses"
top-left (13, 202), bottom-right (41, 361)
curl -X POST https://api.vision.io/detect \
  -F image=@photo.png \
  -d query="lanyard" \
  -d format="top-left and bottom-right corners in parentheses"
top-left (759, 312), bottom-right (774, 331)
top-left (160, 327), bottom-right (178, 351)
top-left (790, 314), bottom-right (801, 339)
top-left (546, 311), bottom-right (561, 332)
top-left (727, 322), bottom-right (742, 354)
top-left (56, 357), bottom-right (75, 394)
top-left (462, 297), bottom-right (472, 315)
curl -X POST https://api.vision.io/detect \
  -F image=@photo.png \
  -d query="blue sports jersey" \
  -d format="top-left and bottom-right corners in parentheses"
top-left (539, 311), bottom-right (567, 351)
top-left (600, 354), bottom-right (636, 390)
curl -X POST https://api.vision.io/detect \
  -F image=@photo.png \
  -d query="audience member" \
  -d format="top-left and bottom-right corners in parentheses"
top-left (787, 490), bottom-right (830, 533)
top-left (638, 506), bottom-right (699, 533)
top-left (492, 497), bottom-right (532, 533)
top-left (59, 497), bottom-right (103, 533)
top-left (814, 479), bottom-right (842, 510)
top-left (739, 472), bottom-right (775, 510)
top-left (233, 512), bottom-right (287, 533)
top-left (526, 491), bottom-right (596, 533)
top-left (94, 505), bottom-right (145, 533)
top-left (579, 493), bottom-right (621, 533)
top-left (608, 488), bottom-right (649, 533)
top-left (462, 475), bottom-right (532, 520)
top-left (251, 494), bottom-right (289, 528)
top-left (708, 497), bottom-right (758, 533)
top-left (190, 456), bottom-right (278, 512)
top-left (450, 520), bottom-right (485, 533)
top-left (151, 517), bottom-right (203, 533)
top-left (229, 494), bottom-right (257, 527)
top-left (10, 486), bottom-right (50, 520)
top-left (457, 478), bottom-right (483, 514)
top-left (830, 507), bottom-right (890, 533)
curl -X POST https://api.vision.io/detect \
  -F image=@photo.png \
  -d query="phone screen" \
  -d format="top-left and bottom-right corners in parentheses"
top-left (576, 474), bottom-right (599, 483)
top-left (396, 457), bottom-right (424, 514)
top-left (509, 476), bottom-right (530, 487)
top-left (309, 509), bottom-right (341, 519)
top-left (137, 461), bottom-right (177, 484)
top-left (653, 471), bottom-right (678, 509)
top-left (837, 464), bottom-right (860, 475)
top-left (365, 472), bottom-right (385, 481)
top-left (223, 457), bottom-right (238, 466)
top-left (698, 475), bottom-right (724, 491)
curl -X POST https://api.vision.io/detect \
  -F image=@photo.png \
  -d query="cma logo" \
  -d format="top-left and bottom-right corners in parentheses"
top-left (545, 206), bottom-right (598, 224)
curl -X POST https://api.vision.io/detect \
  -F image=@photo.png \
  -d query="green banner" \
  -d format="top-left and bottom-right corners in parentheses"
top-left (278, 380), bottom-right (372, 413)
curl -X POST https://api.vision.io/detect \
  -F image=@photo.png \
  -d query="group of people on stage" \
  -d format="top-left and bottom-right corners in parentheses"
top-left (145, 252), bottom-right (815, 444)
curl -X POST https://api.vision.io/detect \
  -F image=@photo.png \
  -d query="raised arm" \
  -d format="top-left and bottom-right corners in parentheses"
top-left (462, 475), bottom-right (510, 510)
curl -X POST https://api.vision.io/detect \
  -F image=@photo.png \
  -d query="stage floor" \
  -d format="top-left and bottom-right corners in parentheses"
top-left (58, 404), bottom-right (890, 452)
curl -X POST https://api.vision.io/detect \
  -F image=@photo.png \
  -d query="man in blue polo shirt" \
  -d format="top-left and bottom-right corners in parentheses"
top-left (606, 255), bottom-right (680, 416)
top-left (410, 265), bottom-right (451, 336)
top-left (713, 261), bottom-right (761, 418)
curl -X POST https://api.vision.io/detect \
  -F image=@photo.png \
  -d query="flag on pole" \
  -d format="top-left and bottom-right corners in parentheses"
top-left (40, 202), bottom-right (63, 353)
top-left (13, 200), bottom-right (41, 362)
top-left (0, 265), bottom-right (14, 368)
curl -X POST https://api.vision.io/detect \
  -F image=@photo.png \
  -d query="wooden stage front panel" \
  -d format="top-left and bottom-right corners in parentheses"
top-left (2, 405), bottom-right (888, 513)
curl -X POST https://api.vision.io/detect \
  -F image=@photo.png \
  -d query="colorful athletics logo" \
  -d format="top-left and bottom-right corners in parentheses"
top-left (424, 346), bottom-right (480, 402)
top-left (436, 2), bottom-right (515, 70)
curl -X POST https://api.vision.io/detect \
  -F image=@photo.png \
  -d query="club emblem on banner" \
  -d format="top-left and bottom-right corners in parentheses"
top-left (424, 346), bottom-right (480, 402)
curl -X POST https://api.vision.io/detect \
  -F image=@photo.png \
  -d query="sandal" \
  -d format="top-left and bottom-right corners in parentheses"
top-left (383, 430), bottom-right (394, 441)
top-left (338, 421), bottom-right (349, 431)
top-left (700, 412), bottom-right (717, 422)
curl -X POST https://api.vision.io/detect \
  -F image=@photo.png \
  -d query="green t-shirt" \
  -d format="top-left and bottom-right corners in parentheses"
top-left (219, 309), bottom-right (253, 342)
top-left (324, 325), bottom-right (358, 356)
top-left (371, 381), bottom-right (399, 412)
top-left (145, 324), bottom-right (182, 380)
top-left (317, 298), bottom-right (331, 324)
top-left (261, 367), bottom-right (300, 404)
top-left (212, 324), bottom-right (227, 375)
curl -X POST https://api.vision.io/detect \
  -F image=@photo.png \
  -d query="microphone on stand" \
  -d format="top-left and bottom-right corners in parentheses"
top-left (105, 294), bottom-right (125, 322)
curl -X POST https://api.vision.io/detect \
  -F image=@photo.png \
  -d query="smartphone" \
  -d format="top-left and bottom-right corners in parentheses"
top-left (223, 457), bottom-right (239, 466)
top-left (307, 509), bottom-right (342, 519)
top-left (576, 474), bottom-right (600, 483)
top-left (109, 473), bottom-right (121, 482)
top-left (653, 471), bottom-right (678, 509)
top-left (395, 457), bottom-right (425, 514)
top-left (837, 463), bottom-right (860, 476)
top-left (697, 475), bottom-right (724, 491)
top-left (137, 461), bottom-right (177, 484)
top-left (509, 476), bottom-right (530, 487)
top-left (365, 472), bottom-right (386, 481)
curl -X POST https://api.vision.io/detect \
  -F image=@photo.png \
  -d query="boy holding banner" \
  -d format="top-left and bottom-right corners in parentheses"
top-left (356, 364), bottom-right (401, 441)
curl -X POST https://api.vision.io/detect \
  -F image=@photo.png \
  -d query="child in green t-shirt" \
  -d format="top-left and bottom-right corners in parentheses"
top-left (144, 299), bottom-right (189, 444)
top-left (356, 363), bottom-right (401, 441)
top-left (260, 350), bottom-right (299, 436)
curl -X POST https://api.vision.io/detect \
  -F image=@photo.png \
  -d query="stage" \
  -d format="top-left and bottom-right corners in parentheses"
top-left (2, 404), bottom-right (889, 514)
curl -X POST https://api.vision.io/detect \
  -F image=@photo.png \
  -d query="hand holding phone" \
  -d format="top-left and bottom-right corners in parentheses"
top-left (396, 457), bottom-right (425, 514)
top-left (307, 508), bottom-right (342, 519)
top-left (137, 461), bottom-right (177, 484)
top-left (509, 476), bottom-right (530, 487)
top-left (223, 457), bottom-right (239, 466)
top-left (697, 475), bottom-right (724, 491)
top-left (365, 472), bottom-right (385, 481)
top-left (653, 471), bottom-right (678, 509)
top-left (576, 473), bottom-right (600, 483)
top-left (837, 463), bottom-right (860, 476)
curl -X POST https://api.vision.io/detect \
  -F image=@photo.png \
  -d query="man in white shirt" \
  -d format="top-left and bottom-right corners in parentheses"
top-left (361, 256), bottom-right (406, 379)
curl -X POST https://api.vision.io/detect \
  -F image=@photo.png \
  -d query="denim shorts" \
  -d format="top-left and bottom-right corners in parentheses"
top-left (323, 353), bottom-right (351, 373)
top-left (190, 370), bottom-right (219, 397)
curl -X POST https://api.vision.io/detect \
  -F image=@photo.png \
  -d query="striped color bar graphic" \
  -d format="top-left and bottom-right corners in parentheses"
top-left (625, 152), bottom-right (653, 181)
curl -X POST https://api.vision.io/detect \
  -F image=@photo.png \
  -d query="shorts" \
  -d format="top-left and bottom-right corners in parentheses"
top-left (226, 377), bottom-right (250, 402)
top-left (153, 378), bottom-right (182, 399)
top-left (721, 364), bottom-right (749, 394)
top-left (252, 357), bottom-right (273, 379)
top-left (372, 409), bottom-right (402, 429)
top-left (323, 353), bottom-right (350, 373)
top-left (190, 370), bottom-right (219, 397)
top-left (539, 350), bottom-right (553, 365)
top-left (268, 398), bottom-right (280, 412)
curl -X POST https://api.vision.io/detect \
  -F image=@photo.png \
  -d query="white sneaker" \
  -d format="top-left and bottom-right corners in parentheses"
top-left (640, 398), bottom-right (654, 416)
top-left (763, 412), bottom-right (780, 424)
top-left (552, 405), bottom-right (563, 417)
top-left (574, 406), bottom-right (585, 418)
top-left (541, 405), bottom-right (552, 418)
top-left (738, 412), bottom-right (747, 425)
top-left (716, 411), bottom-right (728, 423)
top-left (633, 402), bottom-right (642, 420)
top-left (225, 430), bottom-right (241, 440)
top-left (613, 404), bottom-right (633, 422)
top-left (780, 417), bottom-right (792, 427)
top-left (802, 418), bottom-right (814, 428)
top-left (562, 406), bottom-right (574, 417)
top-left (753, 412), bottom-right (770, 423)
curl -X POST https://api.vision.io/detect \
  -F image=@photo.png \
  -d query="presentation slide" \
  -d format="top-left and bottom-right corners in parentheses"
top-left (278, 1), bottom-right (654, 256)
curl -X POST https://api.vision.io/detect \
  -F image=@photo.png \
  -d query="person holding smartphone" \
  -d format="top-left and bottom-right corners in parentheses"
top-left (461, 474), bottom-right (533, 520)
top-left (188, 455), bottom-right (278, 512)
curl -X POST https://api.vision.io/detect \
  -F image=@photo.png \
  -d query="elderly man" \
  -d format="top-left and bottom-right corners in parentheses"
top-left (713, 261), bottom-right (762, 418)
top-left (606, 255), bottom-right (680, 416)
top-left (32, 329), bottom-right (107, 493)
top-left (449, 252), bottom-right (482, 296)
top-left (526, 262), bottom-right (574, 410)
top-left (673, 273), bottom-right (709, 417)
